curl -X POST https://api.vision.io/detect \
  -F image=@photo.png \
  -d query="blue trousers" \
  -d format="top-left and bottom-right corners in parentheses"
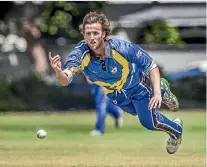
top-left (91, 84), bottom-right (121, 133)
top-left (108, 82), bottom-right (182, 139)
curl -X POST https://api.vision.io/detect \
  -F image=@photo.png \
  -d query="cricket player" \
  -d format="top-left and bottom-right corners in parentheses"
top-left (89, 82), bottom-right (123, 136)
top-left (49, 12), bottom-right (183, 154)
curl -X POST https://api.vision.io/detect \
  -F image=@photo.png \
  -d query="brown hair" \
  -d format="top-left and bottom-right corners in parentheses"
top-left (79, 12), bottom-right (111, 39)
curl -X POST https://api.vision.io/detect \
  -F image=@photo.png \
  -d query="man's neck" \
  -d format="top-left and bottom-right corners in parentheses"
top-left (93, 43), bottom-right (105, 60)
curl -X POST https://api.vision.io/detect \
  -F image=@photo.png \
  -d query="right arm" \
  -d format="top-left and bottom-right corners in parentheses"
top-left (49, 51), bottom-right (80, 86)
top-left (56, 69), bottom-right (72, 86)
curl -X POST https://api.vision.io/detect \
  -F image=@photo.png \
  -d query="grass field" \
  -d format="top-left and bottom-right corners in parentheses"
top-left (0, 110), bottom-right (205, 167)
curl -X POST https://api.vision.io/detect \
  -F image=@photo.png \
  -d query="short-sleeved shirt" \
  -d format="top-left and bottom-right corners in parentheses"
top-left (63, 38), bottom-right (157, 97)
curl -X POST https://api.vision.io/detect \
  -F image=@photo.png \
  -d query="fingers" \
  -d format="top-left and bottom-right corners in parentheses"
top-left (148, 97), bottom-right (162, 110)
top-left (52, 56), bottom-right (60, 65)
top-left (158, 100), bottom-right (162, 108)
top-left (48, 52), bottom-right (62, 72)
top-left (148, 98), bottom-right (156, 110)
top-left (48, 52), bottom-right (60, 63)
top-left (52, 59), bottom-right (60, 69)
top-left (49, 53), bottom-right (60, 66)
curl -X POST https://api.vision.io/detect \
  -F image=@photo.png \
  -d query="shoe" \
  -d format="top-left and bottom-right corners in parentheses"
top-left (89, 130), bottom-right (103, 136)
top-left (166, 118), bottom-right (183, 154)
top-left (161, 78), bottom-right (179, 111)
top-left (115, 115), bottom-right (123, 129)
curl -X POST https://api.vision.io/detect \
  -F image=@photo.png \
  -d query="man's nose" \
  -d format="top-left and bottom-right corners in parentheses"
top-left (90, 34), bottom-right (94, 39)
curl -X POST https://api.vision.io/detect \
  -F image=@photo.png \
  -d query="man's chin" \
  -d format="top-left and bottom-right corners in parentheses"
top-left (89, 45), bottom-right (98, 51)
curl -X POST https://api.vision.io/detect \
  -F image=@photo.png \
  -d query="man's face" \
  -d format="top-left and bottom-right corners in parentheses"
top-left (84, 23), bottom-right (105, 51)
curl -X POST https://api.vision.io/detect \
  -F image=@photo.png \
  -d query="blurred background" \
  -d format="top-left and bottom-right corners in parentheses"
top-left (0, 1), bottom-right (206, 112)
top-left (0, 2), bottom-right (206, 167)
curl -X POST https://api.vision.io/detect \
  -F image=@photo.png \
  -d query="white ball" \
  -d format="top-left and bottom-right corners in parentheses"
top-left (37, 129), bottom-right (47, 139)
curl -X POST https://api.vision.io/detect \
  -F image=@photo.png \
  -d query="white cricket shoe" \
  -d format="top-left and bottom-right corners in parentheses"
top-left (89, 130), bottom-right (103, 136)
top-left (166, 118), bottom-right (183, 154)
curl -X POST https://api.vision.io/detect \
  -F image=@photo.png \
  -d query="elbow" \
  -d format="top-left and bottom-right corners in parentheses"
top-left (61, 83), bottom-right (69, 87)
top-left (60, 81), bottom-right (70, 87)
top-left (58, 77), bottom-right (70, 86)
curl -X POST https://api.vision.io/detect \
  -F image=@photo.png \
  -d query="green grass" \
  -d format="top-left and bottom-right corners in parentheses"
top-left (0, 110), bottom-right (205, 167)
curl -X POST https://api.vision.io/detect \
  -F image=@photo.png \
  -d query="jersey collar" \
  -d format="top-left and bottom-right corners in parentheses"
top-left (89, 40), bottom-right (112, 61)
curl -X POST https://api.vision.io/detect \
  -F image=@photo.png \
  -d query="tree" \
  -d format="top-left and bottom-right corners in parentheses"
top-left (35, 1), bottom-right (106, 42)
top-left (140, 19), bottom-right (184, 46)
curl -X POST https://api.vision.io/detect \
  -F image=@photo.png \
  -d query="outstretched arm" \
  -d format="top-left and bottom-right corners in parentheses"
top-left (49, 52), bottom-right (72, 86)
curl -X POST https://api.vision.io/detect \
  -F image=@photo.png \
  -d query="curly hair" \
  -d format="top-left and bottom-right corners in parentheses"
top-left (79, 12), bottom-right (111, 39)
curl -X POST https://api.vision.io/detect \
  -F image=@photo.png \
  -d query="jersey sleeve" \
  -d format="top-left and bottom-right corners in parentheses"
top-left (63, 49), bottom-right (82, 84)
top-left (114, 39), bottom-right (157, 75)
top-left (127, 43), bottom-right (157, 75)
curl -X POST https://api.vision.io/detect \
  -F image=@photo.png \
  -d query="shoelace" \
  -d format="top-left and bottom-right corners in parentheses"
top-left (115, 89), bottom-right (127, 98)
top-left (168, 139), bottom-right (178, 145)
top-left (168, 138), bottom-right (181, 146)
top-left (163, 93), bottom-right (176, 106)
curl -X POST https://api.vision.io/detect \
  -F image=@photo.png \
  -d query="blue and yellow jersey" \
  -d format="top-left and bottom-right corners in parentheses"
top-left (63, 38), bottom-right (157, 97)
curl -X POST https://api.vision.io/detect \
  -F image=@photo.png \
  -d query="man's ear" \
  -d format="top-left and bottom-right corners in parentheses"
top-left (103, 31), bottom-right (106, 38)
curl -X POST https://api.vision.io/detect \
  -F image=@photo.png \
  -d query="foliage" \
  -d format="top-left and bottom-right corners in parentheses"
top-left (0, 74), bottom-right (205, 111)
top-left (0, 82), bottom-right (27, 111)
top-left (0, 1), bottom-right (106, 52)
top-left (143, 19), bottom-right (184, 46)
top-left (35, 1), bottom-right (106, 41)
top-left (0, 75), bottom-right (94, 111)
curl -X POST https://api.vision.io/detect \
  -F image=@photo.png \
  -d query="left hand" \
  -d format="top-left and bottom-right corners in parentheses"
top-left (148, 94), bottom-right (162, 110)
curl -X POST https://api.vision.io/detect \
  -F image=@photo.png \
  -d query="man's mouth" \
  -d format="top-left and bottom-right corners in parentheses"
top-left (90, 41), bottom-right (96, 45)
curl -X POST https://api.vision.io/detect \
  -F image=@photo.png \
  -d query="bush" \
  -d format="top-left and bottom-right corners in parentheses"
top-left (0, 75), bottom-right (94, 111)
top-left (142, 19), bottom-right (184, 46)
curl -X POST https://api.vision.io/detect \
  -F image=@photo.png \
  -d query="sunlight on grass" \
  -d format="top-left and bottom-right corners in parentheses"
top-left (0, 110), bottom-right (205, 167)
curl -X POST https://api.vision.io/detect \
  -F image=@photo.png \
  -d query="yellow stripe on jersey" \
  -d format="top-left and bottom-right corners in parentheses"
top-left (81, 54), bottom-right (90, 70)
top-left (94, 49), bottom-right (130, 94)
top-left (81, 52), bottom-right (114, 94)
top-left (103, 87), bottom-right (114, 94)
